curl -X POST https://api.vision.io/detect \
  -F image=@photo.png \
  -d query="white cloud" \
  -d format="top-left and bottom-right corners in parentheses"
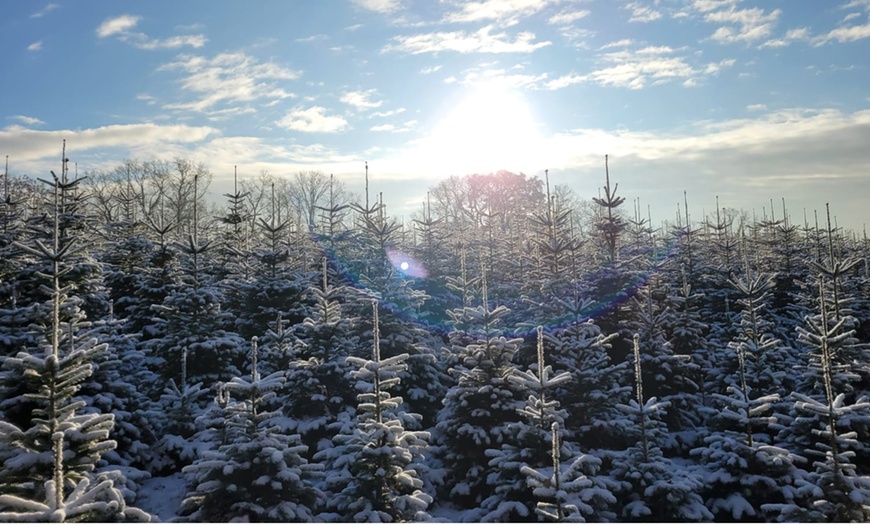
top-left (843, 0), bottom-right (870, 11)
top-left (96, 15), bottom-right (141, 38)
top-left (276, 106), bottom-right (349, 133)
top-left (135, 34), bottom-right (208, 50)
top-left (814, 22), bottom-right (870, 45)
top-left (420, 65), bottom-right (442, 74)
top-left (10, 115), bottom-right (45, 126)
top-left (96, 14), bottom-right (207, 50)
top-left (704, 58), bottom-right (736, 74)
top-left (761, 27), bottom-right (810, 48)
top-left (691, 0), bottom-right (738, 13)
top-left (27, 41), bottom-right (43, 52)
top-left (159, 52), bottom-right (300, 113)
top-left (383, 25), bottom-right (551, 54)
top-left (371, 108), bottom-right (407, 118)
top-left (600, 38), bottom-right (634, 49)
top-left (137, 94), bottom-right (157, 105)
top-left (547, 45), bottom-right (731, 90)
top-left (455, 67), bottom-right (549, 89)
top-left (352, 0), bottom-right (403, 14)
top-left (295, 34), bottom-right (328, 43)
top-left (545, 72), bottom-right (585, 90)
top-left (371, 120), bottom-right (416, 133)
top-left (704, 6), bottom-right (781, 44)
top-left (30, 3), bottom-right (59, 18)
top-left (746, 103), bottom-right (767, 112)
top-left (341, 89), bottom-right (383, 110)
top-left (548, 9), bottom-right (590, 25)
top-left (0, 123), bottom-right (216, 172)
top-left (557, 25), bottom-right (595, 45)
top-left (625, 2), bottom-right (662, 23)
top-left (444, 0), bottom-right (557, 26)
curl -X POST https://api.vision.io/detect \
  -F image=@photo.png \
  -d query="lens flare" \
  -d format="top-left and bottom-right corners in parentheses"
top-left (386, 249), bottom-right (428, 278)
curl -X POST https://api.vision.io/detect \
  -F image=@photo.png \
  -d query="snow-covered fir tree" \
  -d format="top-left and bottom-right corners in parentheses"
top-left (317, 300), bottom-right (431, 522)
top-left (521, 422), bottom-right (617, 522)
top-left (181, 337), bottom-right (321, 522)
top-left (480, 326), bottom-right (575, 522)
top-left (787, 276), bottom-right (870, 521)
top-left (610, 335), bottom-right (712, 521)
top-left (621, 283), bottom-right (700, 438)
top-left (284, 257), bottom-right (360, 461)
top-left (690, 272), bottom-right (806, 521)
top-left (0, 154), bottom-right (147, 521)
top-left (434, 267), bottom-right (525, 515)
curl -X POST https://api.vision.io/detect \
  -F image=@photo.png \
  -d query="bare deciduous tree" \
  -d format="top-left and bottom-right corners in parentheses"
top-left (287, 170), bottom-right (349, 233)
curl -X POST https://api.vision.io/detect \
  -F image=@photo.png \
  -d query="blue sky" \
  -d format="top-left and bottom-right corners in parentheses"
top-left (2, 0), bottom-right (870, 230)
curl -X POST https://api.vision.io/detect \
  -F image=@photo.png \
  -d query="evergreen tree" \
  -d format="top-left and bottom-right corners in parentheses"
top-left (691, 277), bottom-right (805, 522)
top-left (317, 301), bottom-right (431, 522)
top-left (622, 284), bottom-right (700, 436)
top-left (521, 422), bottom-right (617, 522)
top-left (284, 257), bottom-right (360, 461)
top-left (548, 318), bottom-right (630, 450)
top-left (0, 153), bottom-right (146, 521)
top-left (610, 336), bottom-right (712, 521)
top-left (788, 277), bottom-right (870, 521)
top-left (434, 268), bottom-right (524, 513)
top-left (182, 337), bottom-right (321, 522)
top-left (481, 326), bottom-right (572, 522)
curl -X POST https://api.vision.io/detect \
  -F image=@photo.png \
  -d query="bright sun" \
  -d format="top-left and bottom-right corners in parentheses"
top-left (422, 83), bottom-right (547, 175)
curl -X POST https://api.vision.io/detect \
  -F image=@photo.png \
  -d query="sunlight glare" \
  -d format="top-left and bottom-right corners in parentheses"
top-left (423, 83), bottom-right (547, 175)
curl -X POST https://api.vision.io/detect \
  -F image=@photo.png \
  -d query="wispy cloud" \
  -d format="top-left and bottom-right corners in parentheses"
top-left (27, 41), bottom-right (43, 52)
top-left (761, 27), bottom-right (810, 48)
top-left (548, 9), bottom-right (590, 25)
top-left (159, 52), bottom-right (300, 113)
top-left (96, 14), bottom-right (207, 50)
top-left (30, 3), bottom-right (59, 18)
top-left (371, 108), bottom-right (407, 118)
top-left (295, 34), bottom-right (328, 44)
top-left (600, 38), bottom-right (634, 49)
top-left (383, 25), bottom-right (551, 54)
top-left (443, 0), bottom-right (558, 26)
top-left (452, 67), bottom-right (549, 89)
top-left (814, 22), bottom-right (870, 45)
top-left (761, 16), bottom-right (870, 48)
top-left (420, 65), bottom-right (442, 74)
top-left (137, 94), bottom-right (158, 105)
top-left (691, 0), bottom-right (739, 14)
top-left (10, 115), bottom-right (46, 126)
top-left (700, 5), bottom-right (782, 44)
top-left (625, 2), bottom-right (662, 23)
top-left (276, 106), bottom-right (349, 133)
top-left (371, 120), bottom-right (416, 133)
top-left (546, 46), bottom-right (734, 90)
top-left (843, 0), bottom-right (870, 11)
top-left (352, 0), bottom-right (403, 14)
top-left (341, 89), bottom-right (383, 110)
top-left (96, 15), bottom-right (141, 38)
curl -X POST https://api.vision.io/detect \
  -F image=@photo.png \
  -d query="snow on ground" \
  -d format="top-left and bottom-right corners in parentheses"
top-left (136, 473), bottom-right (186, 522)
